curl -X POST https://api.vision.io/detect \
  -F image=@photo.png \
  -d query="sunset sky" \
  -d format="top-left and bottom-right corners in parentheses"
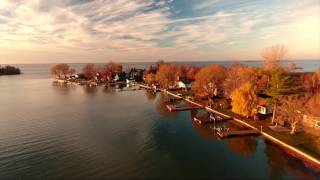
top-left (0, 0), bottom-right (319, 64)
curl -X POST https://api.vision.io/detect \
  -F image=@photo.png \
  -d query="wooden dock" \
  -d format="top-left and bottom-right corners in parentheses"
top-left (166, 97), bottom-right (183, 102)
top-left (193, 117), bottom-right (230, 125)
top-left (217, 129), bottom-right (260, 138)
top-left (166, 104), bottom-right (201, 112)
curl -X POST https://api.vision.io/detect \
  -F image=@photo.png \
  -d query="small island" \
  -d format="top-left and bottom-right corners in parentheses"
top-left (0, 65), bottom-right (21, 75)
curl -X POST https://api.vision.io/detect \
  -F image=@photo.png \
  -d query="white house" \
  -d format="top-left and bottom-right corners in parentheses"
top-left (177, 80), bottom-right (192, 89)
top-left (114, 74), bottom-right (120, 81)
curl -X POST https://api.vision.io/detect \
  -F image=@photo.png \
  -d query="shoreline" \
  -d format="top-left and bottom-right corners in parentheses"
top-left (139, 84), bottom-right (320, 171)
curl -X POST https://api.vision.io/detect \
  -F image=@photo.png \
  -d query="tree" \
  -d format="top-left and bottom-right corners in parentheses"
top-left (82, 64), bottom-right (96, 79)
top-left (69, 68), bottom-right (76, 75)
top-left (300, 73), bottom-right (316, 93)
top-left (156, 64), bottom-right (176, 89)
top-left (261, 45), bottom-right (287, 69)
top-left (0, 65), bottom-right (21, 75)
top-left (186, 66), bottom-right (200, 80)
top-left (315, 68), bottom-right (320, 90)
top-left (98, 62), bottom-right (123, 82)
top-left (277, 96), bottom-right (306, 134)
top-left (144, 65), bottom-right (157, 77)
top-left (155, 60), bottom-right (165, 70)
top-left (50, 63), bottom-right (70, 78)
top-left (266, 67), bottom-right (302, 124)
top-left (224, 62), bottom-right (254, 97)
top-left (306, 92), bottom-right (320, 117)
top-left (231, 82), bottom-right (258, 118)
top-left (145, 74), bottom-right (157, 86)
top-left (192, 65), bottom-right (227, 99)
top-left (316, 68), bottom-right (320, 79)
top-left (174, 65), bottom-right (187, 81)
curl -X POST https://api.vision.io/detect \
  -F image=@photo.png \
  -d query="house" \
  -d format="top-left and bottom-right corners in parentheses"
top-left (177, 79), bottom-right (192, 89)
top-left (114, 74), bottom-right (120, 81)
top-left (257, 95), bottom-right (273, 115)
top-left (126, 68), bottom-right (144, 82)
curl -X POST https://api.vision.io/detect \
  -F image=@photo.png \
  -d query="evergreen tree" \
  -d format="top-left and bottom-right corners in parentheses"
top-left (266, 66), bottom-right (302, 125)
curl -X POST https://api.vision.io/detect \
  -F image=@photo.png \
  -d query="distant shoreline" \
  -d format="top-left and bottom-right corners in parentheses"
top-left (1, 59), bottom-right (320, 65)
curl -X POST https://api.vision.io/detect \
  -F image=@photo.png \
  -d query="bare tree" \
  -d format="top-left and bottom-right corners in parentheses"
top-left (261, 45), bottom-right (288, 69)
top-left (277, 96), bottom-right (307, 134)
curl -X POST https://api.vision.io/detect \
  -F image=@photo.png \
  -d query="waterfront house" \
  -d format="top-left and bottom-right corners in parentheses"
top-left (177, 79), bottom-right (192, 89)
top-left (114, 74), bottom-right (120, 81)
top-left (257, 94), bottom-right (273, 115)
top-left (126, 68), bottom-right (144, 82)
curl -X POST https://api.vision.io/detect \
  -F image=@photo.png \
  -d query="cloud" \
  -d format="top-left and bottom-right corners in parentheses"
top-left (0, 0), bottom-right (319, 63)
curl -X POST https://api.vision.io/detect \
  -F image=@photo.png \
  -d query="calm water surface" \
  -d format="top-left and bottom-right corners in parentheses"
top-left (0, 62), bottom-right (319, 179)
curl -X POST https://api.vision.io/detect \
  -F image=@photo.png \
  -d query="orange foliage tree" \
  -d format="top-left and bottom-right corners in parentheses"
top-left (143, 65), bottom-right (157, 77)
top-left (277, 96), bottom-right (307, 134)
top-left (50, 63), bottom-right (71, 78)
top-left (97, 62), bottom-right (123, 82)
top-left (156, 64), bottom-right (176, 89)
top-left (82, 64), bottom-right (96, 79)
top-left (223, 62), bottom-right (255, 97)
top-left (231, 82), bottom-right (258, 118)
top-left (145, 74), bottom-right (157, 86)
top-left (186, 66), bottom-right (200, 80)
top-left (191, 65), bottom-right (227, 99)
top-left (306, 92), bottom-right (320, 117)
top-left (315, 68), bottom-right (320, 90)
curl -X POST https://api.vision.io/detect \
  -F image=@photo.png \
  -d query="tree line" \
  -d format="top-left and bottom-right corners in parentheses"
top-left (0, 65), bottom-right (21, 75)
top-left (144, 45), bottom-right (320, 134)
top-left (49, 45), bottom-right (320, 134)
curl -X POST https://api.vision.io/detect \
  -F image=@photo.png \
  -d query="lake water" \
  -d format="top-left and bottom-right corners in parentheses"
top-left (0, 62), bottom-right (319, 179)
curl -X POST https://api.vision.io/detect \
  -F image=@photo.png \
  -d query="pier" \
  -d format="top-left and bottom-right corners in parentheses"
top-left (166, 104), bottom-right (202, 112)
top-left (217, 129), bottom-right (260, 138)
top-left (193, 116), bottom-right (232, 125)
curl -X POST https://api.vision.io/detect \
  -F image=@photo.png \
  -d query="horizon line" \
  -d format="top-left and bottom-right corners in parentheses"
top-left (1, 59), bottom-right (320, 65)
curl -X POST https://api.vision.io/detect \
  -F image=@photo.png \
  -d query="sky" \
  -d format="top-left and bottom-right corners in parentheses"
top-left (0, 0), bottom-right (319, 64)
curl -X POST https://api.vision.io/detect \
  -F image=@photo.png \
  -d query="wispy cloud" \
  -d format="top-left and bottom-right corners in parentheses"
top-left (0, 0), bottom-right (319, 63)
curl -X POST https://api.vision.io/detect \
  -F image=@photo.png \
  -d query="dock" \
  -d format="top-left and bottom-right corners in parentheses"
top-left (193, 117), bottom-right (231, 125)
top-left (217, 129), bottom-right (260, 138)
top-left (166, 97), bottom-right (183, 102)
top-left (166, 104), bottom-right (202, 112)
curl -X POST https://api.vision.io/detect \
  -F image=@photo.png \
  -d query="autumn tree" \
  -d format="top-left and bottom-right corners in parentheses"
top-left (223, 62), bottom-right (255, 97)
top-left (50, 63), bottom-right (71, 78)
top-left (314, 68), bottom-right (320, 90)
top-left (305, 92), bottom-right (320, 117)
top-left (174, 65), bottom-right (187, 81)
top-left (144, 65), bottom-right (157, 77)
top-left (95, 62), bottom-right (123, 82)
top-left (156, 64), bottom-right (176, 89)
top-left (231, 82), bottom-right (258, 118)
top-left (316, 68), bottom-right (320, 80)
top-left (155, 60), bottom-right (165, 71)
top-left (186, 66), bottom-right (200, 80)
top-left (277, 96), bottom-right (307, 134)
top-left (191, 65), bottom-right (227, 99)
top-left (145, 74), bottom-right (157, 86)
top-left (82, 64), bottom-right (96, 79)
top-left (261, 45), bottom-right (287, 69)
top-left (69, 68), bottom-right (76, 75)
top-left (266, 67), bottom-right (302, 124)
top-left (300, 73), bottom-right (317, 93)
